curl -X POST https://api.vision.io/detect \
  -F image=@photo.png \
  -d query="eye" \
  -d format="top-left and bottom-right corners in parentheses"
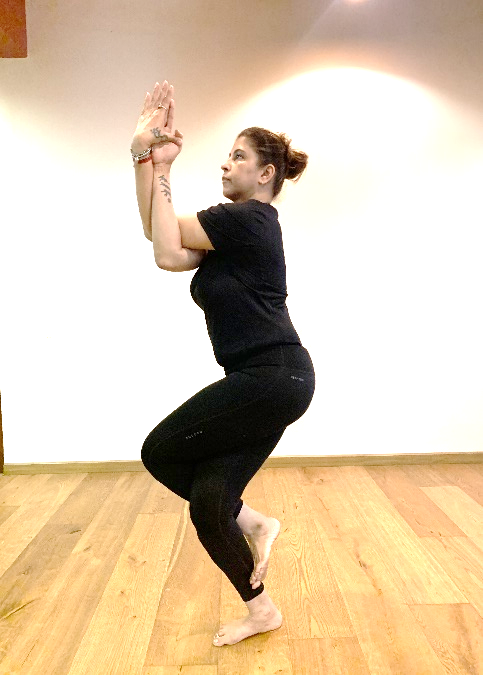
top-left (234, 152), bottom-right (243, 160)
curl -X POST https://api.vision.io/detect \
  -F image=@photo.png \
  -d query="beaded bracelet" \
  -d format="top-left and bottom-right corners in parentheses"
top-left (134, 155), bottom-right (153, 165)
top-left (131, 147), bottom-right (152, 162)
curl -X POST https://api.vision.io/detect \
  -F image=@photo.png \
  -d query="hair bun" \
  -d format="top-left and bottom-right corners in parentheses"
top-left (237, 126), bottom-right (308, 197)
top-left (284, 141), bottom-right (308, 182)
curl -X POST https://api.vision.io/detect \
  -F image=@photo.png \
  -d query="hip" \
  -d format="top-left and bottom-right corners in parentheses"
top-left (223, 343), bottom-right (315, 376)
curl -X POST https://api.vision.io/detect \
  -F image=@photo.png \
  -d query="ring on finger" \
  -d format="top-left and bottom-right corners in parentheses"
top-left (158, 104), bottom-right (167, 110)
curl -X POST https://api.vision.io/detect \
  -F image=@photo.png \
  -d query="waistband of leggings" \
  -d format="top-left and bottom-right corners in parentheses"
top-left (223, 343), bottom-right (314, 375)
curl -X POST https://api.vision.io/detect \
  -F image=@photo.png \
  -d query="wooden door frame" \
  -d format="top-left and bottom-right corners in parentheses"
top-left (0, 392), bottom-right (4, 473)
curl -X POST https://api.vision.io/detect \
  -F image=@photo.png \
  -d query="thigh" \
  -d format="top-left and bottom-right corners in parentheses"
top-left (189, 428), bottom-right (285, 515)
top-left (144, 367), bottom-right (286, 464)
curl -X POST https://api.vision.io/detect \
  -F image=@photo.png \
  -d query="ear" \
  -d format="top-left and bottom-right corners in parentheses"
top-left (258, 163), bottom-right (275, 185)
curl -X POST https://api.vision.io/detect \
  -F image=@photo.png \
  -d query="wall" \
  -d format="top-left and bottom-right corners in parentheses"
top-left (1, 0), bottom-right (482, 463)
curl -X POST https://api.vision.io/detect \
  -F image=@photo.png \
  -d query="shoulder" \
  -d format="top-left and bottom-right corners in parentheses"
top-left (226, 200), bottom-right (278, 222)
top-left (199, 200), bottom-right (277, 220)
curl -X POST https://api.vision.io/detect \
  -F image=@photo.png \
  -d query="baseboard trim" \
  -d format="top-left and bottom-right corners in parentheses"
top-left (3, 452), bottom-right (483, 474)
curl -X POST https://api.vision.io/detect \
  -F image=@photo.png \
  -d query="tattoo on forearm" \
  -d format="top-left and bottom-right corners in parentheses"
top-left (158, 175), bottom-right (172, 203)
top-left (151, 127), bottom-right (168, 141)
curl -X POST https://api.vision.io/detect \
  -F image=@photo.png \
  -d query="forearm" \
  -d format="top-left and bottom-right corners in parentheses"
top-left (151, 163), bottom-right (183, 266)
top-left (134, 159), bottom-right (154, 240)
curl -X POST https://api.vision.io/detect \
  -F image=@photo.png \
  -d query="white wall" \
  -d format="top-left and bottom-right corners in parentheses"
top-left (1, 0), bottom-right (483, 463)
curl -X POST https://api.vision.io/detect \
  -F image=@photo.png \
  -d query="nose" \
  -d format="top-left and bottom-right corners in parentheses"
top-left (221, 159), bottom-right (230, 172)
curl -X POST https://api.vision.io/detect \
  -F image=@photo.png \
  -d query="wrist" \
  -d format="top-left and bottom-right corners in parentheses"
top-left (152, 161), bottom-right (172, 173)
top-left (131, 134), bottom-right (150, 154)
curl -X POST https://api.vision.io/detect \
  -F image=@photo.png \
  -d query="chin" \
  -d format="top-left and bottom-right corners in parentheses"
top-left (222, 185), bottom-right (237, 202)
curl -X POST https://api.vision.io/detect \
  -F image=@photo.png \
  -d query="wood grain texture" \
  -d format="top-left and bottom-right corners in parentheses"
top-left (0, 392), bottom-right (3, 473)
top-left (1, 464), bottom-right (483, 673)
top-left (67, 512), bottom-right (180, 675)
top-left (0, 0), bottom-right (27, 58)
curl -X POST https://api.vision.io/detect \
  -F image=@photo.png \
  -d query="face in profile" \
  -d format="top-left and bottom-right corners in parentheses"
top-left (220, 136), bottom-right (265, 203)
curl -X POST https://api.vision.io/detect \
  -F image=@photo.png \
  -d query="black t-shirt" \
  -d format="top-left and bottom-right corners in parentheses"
top-left (190, 199), bottom-right (301, 368)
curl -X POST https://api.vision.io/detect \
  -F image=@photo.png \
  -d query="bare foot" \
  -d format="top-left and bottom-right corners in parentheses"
top-left (245, 517), bottom-right (281, 589)
top-left (213, 608), bottom-right (282, 646)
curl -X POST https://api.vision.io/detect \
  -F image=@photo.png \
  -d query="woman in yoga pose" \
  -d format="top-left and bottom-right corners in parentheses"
top-left (132, 80), bottom-right (315, 647)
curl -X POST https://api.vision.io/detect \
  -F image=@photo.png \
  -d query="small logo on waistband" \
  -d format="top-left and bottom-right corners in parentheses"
top-left (291, 375), bottom-right (304, 382)
top-left (186, 430), bottom-right (203, 440)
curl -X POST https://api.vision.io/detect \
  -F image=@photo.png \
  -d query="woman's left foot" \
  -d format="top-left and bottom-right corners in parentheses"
top-left (246, 517), bottom-right (281, 589)
top-left (213, 608), bottom-right (282, 646)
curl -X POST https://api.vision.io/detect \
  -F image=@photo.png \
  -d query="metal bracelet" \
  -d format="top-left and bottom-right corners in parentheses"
top-left (130, 147), bottom-right (152, 161)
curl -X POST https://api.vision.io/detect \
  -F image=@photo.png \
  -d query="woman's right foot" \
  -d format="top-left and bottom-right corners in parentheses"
top-left (213, 602), bottom-right (282, 646)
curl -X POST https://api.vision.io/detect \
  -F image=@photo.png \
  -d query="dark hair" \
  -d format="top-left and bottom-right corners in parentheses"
top-left (237, 126), bottom-right (308, 197)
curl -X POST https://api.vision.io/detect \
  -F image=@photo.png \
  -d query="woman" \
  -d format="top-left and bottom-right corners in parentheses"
top-left (131, 80), bottom-right (315, 647)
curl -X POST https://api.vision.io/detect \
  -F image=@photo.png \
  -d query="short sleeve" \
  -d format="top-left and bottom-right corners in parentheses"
top-left (197, 201), bottom-right (268, 253)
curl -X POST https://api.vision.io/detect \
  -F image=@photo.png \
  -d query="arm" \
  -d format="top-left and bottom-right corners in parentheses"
top-left (132, 80), bottom-right (213, 268)
top-left (131, 81), bottom-right (173, 242)
top-left (151, 163), bottom-right (210, 271)
top-left (133, 149), bottom-right (154, 240)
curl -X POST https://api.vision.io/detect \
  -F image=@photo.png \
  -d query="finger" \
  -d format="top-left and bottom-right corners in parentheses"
top-left (152, 131), bottom-right (180, 145)
top-left (150, 81), bottom-right (160, 108)
top-left (166, 98), bottom-right (175, 132)
top-left (161, 84), bottom-right (174, 120)
top-left (141, 91), bottom-right (151, 114)
top-left (160, 80), bottom-right (169, 108)
top-left (153, 80), bottom-right (168, 111)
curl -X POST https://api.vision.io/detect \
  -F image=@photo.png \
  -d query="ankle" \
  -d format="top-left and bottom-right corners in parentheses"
top-left (236, 504), bottom-right (266, 536)
top-left (245, 591), bottom-right (276, 616)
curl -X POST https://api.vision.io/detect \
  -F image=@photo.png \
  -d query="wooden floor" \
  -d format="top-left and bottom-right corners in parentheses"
top-left (1, 464), bottom-right (483, 674)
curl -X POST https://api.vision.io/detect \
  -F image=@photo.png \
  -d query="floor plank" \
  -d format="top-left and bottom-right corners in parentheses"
top-left (320, 467), bottom-right (466, 604)
top-left (426, 465), bottom-right (483, 507)
top-left (0, 473), bottom-right (150, 674)
top-left (408, 603), bottom-right (483, 673)
top-left (422, 485), bottom-right (483, 550)
top-left (0, 474), bottom-right (86, 577)
top-left (366, 466), bottom-right (465, 537)
top-left (2, 464), bottom-right (483, 673)
top-left (67, 512), bottom-right (180, 675)
top-left (0, 474), bottom-right (52, 507)
top-left (421, 536), bottom-right (483, 620)
top-left (321, 536), bottom-right (446, 674)
top-left (143, 668), bottom-right (217, 674)
top-left (289, 638), bottom-right (370, 675)
top-left (0, 474), bottom-right (121, 663)
top-left (144, 503), bottom-right (221, 668)
top-left (274, 514), bottom-right (353, 640)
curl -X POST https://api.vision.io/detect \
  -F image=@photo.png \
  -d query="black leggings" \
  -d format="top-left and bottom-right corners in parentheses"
top-left (141, 343), bottom-right (315, 602)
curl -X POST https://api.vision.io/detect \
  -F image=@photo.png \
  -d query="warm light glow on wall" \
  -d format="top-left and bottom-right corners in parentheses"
top-left (230, 67), bottom-right (442, 160)
top-left (222, 66), bottom-right (483, 455)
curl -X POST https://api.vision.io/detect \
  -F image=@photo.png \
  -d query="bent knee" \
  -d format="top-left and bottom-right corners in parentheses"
top-left (141, 433), bottom-right (158, 472)
top-left (189, 493), bottom-right (231, 533)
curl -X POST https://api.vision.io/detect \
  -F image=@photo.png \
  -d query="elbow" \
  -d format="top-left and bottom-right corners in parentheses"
top-left (155, 256), bottom-right (172, 271)
top-left (154, 245), bottom-right (186, 272)
top-left (155, 255), bottom-right (179, 272)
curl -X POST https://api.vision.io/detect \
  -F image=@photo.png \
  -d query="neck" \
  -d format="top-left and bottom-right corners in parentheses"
top-left (233, 186), bottom-right (273, 204)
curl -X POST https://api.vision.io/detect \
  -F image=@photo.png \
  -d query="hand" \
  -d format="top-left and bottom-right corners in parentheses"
top-left (131, 80), bottom-right (183, 164)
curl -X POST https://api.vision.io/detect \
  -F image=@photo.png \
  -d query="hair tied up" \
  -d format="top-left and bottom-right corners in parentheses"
top-left (238, 126), bottom-right (309, 197)
top-left (285, 146), bottom-right (308, 182)
top-left (276, 132), bottom-right (308, 182)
